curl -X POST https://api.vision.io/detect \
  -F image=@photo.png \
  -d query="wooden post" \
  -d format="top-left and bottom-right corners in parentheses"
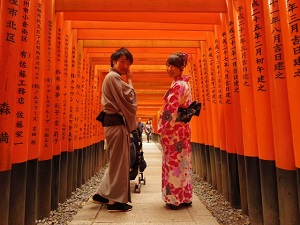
top-left (226, 0), bottom-right (247, 213)
top-left (277, 0), bottom-right (300, 223)
top-left (232, 0), bottom-right (262, 223)
top-left (0, 0), bottom-right (20, 224)
top-left (200, 41), bottom-right (213, 185)
top-left (245, 1), bottom-right (279, 224)
top-left (219, 12), bottom-right (240, 207)
top-left (27, 0), bottom-right (43, 218)
top-left (51, 11), bottom-right (64, 210)
top-left (37, 0), bottom-right (54, 219)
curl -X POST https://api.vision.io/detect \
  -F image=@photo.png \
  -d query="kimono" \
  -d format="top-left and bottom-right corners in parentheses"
top-left (158, 75), bottom-right (193, 206)
top-left (97, 69), bottom-right (137, 203)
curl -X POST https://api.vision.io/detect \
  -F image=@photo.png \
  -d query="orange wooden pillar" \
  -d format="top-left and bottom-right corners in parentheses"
top-left (88, 55), bottom-right (94, 178)
top-left (80, 48), bottom-right (88, 185)
top-left (67, 28), bottom-right (78, 196)
top-left (85, 51), bottom-right (92, 184)
top-left (36, 0), bottom-right (54, 219)
top-left (58, 20), bottom-right (72, 203)
top-left (206, 31), bottom-right (221, 191)
top-left (187, 57), bottom-right (199, 144)
top-left (226, 0), bottom-right (248, 214)
top-left (187, 55), bottom-right (201, 176)
top-left (245, 1), bottom-right (279, 224)
top-left (75, 40), bottom-right (84, 188)
top-left (0, 1), bottom-right (20, 224)
top-left (277, 0), bottom-right (300, 222)
top-left (232, 0), bottom-right (262, 223)
top-left (97, 71), bottom-right (106, 167)
top-left (20, 1), bottom-right (40, 224)
top-left (199, 41), bottom-right (214, 185)
top-left (94, 69), bottom-right (102, 171)
top-left (89, 58), bottom-right (96, 178)
top-left (51, 11), bottom-right (64, 210)
top-left (219, 12), bottom-right (241, 208)
top-left (191, 54), bottom-right (203, 146)
top-left (8, 0), bottom-right (33, 224)
top-left (189, 54), bottom-right (203, 177)
top-left (196, 47), bottom-right (209, 181)
top-left (213, 24), bottom-right (228, 196)
top-left (92, 62), bottom-right (100, 175)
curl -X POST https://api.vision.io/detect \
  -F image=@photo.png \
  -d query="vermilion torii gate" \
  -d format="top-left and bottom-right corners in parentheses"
top-left (1, 1), bottom-right (300, 225)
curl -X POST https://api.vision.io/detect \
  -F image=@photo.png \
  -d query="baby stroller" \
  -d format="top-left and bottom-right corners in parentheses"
top-left (130, 129), bottom-right (146, 193)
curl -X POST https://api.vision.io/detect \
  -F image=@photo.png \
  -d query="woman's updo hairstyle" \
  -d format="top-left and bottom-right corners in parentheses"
top-left (166, 52), bottom-right (189, 71)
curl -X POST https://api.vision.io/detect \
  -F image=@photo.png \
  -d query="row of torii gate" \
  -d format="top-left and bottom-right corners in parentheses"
top-left (1, 0), bottom-right (300, 225)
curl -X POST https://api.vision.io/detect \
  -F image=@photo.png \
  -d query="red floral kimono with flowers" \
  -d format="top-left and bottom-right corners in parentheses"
top-left (158, 75), bottom-right (193, 206)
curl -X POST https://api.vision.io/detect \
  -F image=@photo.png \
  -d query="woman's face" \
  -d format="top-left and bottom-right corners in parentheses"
top-left (166, 64), bottom-right (181, 79)
top-left (112, 55), bottom-right (131, 75)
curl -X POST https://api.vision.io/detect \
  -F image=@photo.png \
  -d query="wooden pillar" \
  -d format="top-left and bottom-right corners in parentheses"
top-left (67, 28), bottom-right (78, 195)
top-left (75, 40), bottom-right (84, 188)
top-left (22, 1), bottom-right (39, 224)
top-left (232, 1), bottom-right (262, 224)
top-left (197, 48), bottom-right (208, 181)
top-left (0, 0), bottom-right (19, 224)
top-left (226, 0), bottom-right (248, 213)
top-left (219, 11), bottom-right (240, 207)
top-left (213, 26), bottom-right (226, 195)
top-left (51, 11), bottom-right (64, 210)
top-left (245, 1), bottom-right (279, 224)
top-left (277, 0), bottom-right (300, 223)
top-left (59, 19), bottom-right (72, 204)
top-left (8, 0), bottom-right (29, 224)
top-left (200, 41), bottom-right (213, 184)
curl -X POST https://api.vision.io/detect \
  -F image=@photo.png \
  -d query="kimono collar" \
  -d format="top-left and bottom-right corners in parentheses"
top-left (110, 67), bottom-right (121, 76)
top-left (173, 74), bottom-right (191, 82)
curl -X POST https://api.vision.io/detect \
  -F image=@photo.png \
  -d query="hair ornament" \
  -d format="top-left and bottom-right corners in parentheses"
top-left (182, 53), bottom-right (188, 66)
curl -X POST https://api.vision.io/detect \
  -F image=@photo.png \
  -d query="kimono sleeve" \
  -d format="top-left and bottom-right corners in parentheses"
top-left (106, 74), bottom-right (137, 131)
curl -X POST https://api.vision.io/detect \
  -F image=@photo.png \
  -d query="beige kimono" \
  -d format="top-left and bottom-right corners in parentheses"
top-left (97, 70), bottom-right (137, 203)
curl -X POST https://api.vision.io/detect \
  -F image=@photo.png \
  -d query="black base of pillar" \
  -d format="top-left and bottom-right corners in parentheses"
top-left (77, 148), bottom-right (83, 187)
top-left (228, 153), bottom-right (240, 209)
top-left (277, 168), bottom-right (300, 225)
top-left (51, 155), bottom-right (60, 210)
top-left (214, 147), bottom-right (222, 193)
top-left (0, 170), bottom-right (11, 225)
top-left (237, 154), bottom-right (248, 215)
top-left (297, 168), bottom-right (300, 214)
top-left (73, 149), bottom-right (78, 191)
top-left (221, 150), bottom-right (229, 201)
top-left (59, 151), bottom-right (68, 203)
top-left (245, 156), bottom-right (263, 225)
top-left (210, 146), bottom-right (216, 189)
top-left (67, 151), bottom-right (74, 198)
top-left (259, 159), bottom-right (279, 225)
top-left (25, 159), bottom-right (38, 225)
top-left (37, 159), bottom-right (52, 219)
top-left (9, 162), bottom-right (27, 225)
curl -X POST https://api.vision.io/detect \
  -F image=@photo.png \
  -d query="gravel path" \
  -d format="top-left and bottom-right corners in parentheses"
top-left (36, 143), bottom-right (250, 225)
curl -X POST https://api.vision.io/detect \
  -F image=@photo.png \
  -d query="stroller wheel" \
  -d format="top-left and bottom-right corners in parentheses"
top-left (134, 184), bottom-right (141, 193)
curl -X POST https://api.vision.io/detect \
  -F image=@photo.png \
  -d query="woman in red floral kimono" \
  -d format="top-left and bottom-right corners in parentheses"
top-left (158, 52), bottom-right (193, 210)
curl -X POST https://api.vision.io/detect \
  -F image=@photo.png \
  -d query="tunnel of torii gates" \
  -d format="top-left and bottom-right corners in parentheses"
top-left (1, 0), bottom-right (300, 225)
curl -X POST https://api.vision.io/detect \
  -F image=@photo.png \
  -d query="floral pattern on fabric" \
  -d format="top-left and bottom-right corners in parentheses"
top-left (158, 75), bottom-right (193, 206)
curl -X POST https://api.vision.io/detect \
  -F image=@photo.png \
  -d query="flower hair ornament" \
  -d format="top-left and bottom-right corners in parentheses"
top-left (182, 52), bottom-right (188, 67)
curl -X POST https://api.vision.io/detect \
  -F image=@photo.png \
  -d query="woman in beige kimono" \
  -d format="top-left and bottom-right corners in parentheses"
top-left (91, 47), bottom-right (137, 212)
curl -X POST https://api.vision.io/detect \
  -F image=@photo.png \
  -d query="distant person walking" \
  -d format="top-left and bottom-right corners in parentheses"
top-left (145, 120), bottom-right (153, 143)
